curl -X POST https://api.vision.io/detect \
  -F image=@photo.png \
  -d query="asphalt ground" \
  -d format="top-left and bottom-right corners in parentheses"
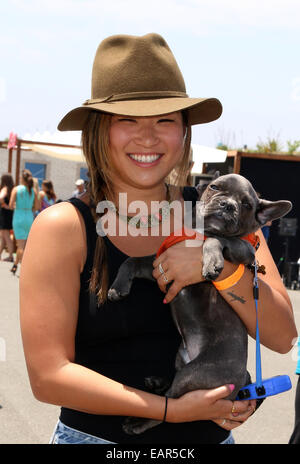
top-left (0, 259), bottom-right (299, 445)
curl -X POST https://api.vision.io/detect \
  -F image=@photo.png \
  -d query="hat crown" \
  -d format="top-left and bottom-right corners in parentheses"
top-left (58, 33), bottom-right (223, 131)
top-left (91, 33), bottom-right (186, 99)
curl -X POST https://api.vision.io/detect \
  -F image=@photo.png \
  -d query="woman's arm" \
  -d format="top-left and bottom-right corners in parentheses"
top-left (20, 202), bottom-right (148, 416)
top-left (0, 186), bottom-right (7, 202)
top-left (0, 187), bottom-right (8, 208)
top-left (39, 191), bottom-right (45, 201)
top-left (8, 187), bottom-right (17, 209)
top-left (20, 203), bottom-right (252, 427)
top-left (153, 231), bottom-right (297, 354)
top-left (33, 188), bottom-right (40, 211)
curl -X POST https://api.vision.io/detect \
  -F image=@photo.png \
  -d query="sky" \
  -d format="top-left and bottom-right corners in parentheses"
top-left (1, 0), bottom-right (300, 150)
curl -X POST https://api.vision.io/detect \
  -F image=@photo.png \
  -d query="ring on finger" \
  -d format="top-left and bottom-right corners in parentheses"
top-left (162, 273), bottom-right (169, 283)
top-left (231, 402), bottom-right (236, 414)
top-left (158, 263), bottom-right (165, 275)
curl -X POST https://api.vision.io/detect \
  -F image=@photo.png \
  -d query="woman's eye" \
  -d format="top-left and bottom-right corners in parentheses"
top-left (158, 118), bottom-right (175, 123)
top-left (118, 118), bottom-right (136, 123)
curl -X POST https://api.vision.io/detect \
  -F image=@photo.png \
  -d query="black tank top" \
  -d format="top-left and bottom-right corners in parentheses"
top-left (60, 188), bottom-right (228, 444)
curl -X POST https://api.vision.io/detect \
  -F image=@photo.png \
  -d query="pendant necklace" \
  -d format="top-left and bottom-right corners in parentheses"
top-left (112, 184), bottom-right (171, 229)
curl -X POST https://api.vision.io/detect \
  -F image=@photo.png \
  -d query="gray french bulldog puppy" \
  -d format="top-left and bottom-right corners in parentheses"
top-left (108, 173), bottom-right (292, 435)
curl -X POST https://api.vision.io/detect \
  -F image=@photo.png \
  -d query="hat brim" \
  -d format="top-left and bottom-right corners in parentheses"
top-left (57, 97), bottom-right (222, 131)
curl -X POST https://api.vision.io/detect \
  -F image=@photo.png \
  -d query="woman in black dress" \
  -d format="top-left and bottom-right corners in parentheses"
top-left (0, 173), bottom-right (15, 261)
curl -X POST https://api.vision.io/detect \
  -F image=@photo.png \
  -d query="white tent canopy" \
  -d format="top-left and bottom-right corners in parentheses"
top-left (191, 144), bottom-right (227, 175)
top-left (21, 131), bottom-right (84, 162)
top-left (22, 143), bottom-right (85, 162)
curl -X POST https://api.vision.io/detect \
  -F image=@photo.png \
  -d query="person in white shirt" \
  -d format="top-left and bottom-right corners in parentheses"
top-left (72, 179), bottom-right (86, 198)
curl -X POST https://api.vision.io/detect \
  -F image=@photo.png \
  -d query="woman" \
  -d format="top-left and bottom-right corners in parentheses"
top-left (39, 180), bottom-right (57, 211)
top-left (20, 34), bottom-right (297, 445)
top-left (9, 169), bottom-right (39, 274)
top-left (0, 173), bottom-right (14, 262)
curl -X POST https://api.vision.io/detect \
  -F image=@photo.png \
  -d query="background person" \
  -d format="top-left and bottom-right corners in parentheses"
top-left (20, 33), bottom-right (297, 445)
top-left (72, 179), bottom-right (86, 198)
top-left (0, 173), bottom-right (15, 262)
top-left (39, 180), bottom-right (57, 211)
top-left (9, 169), bottom-right (39, 274)
top-left (261, 220), bottom-right (272, 242)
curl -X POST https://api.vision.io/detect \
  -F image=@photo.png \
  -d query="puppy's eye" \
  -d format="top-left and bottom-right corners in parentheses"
top-left (209, 184), bottom-right (219, 191)
top-left (242, 202), bottom-right (252, 210)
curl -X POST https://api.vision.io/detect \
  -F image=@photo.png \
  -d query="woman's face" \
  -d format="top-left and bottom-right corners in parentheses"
top-left (108, 112), bottom-right (185, 190)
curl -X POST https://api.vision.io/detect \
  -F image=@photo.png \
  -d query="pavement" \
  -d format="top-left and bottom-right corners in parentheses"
top-left (0, 258), bottom-right (299, 445)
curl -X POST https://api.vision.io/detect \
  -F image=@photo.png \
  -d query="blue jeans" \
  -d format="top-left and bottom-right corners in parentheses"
top-left (50, 419), bottom-right (235, 444)
top-left (221, 432), bottom-right (235, 444)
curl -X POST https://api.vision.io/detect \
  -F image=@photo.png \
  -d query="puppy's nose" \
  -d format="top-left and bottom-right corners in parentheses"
top-left (220, 200), bottom-right (236, 212)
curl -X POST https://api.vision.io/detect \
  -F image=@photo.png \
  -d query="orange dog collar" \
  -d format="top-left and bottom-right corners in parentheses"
top-left (156, 230), bottom-right (260, 259)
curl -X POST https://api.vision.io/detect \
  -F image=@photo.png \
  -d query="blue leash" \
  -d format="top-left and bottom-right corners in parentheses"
top-left (253, 260), bottom-right (263, 388)
top-left (236, 259), bottom-right (292, 400)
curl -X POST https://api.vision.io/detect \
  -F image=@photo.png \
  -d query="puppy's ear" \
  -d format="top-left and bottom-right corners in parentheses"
top-left (212, 171), bottom-right (220, 180)
top-left (196, 182), bottom-right (209, 198)
top-left (256, 199), bottom-right (292, 225)
top-left (196, 172), bottom-right (220, 198)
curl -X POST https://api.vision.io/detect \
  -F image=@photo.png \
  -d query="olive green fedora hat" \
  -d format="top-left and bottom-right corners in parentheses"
top-left (58, 33), bottom-right (222, 131)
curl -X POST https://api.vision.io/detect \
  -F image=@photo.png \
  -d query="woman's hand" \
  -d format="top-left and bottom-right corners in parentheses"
top-left (167, 384), bottom-right (256, 430)
top-left (153, 240), bottom-right (205, 303)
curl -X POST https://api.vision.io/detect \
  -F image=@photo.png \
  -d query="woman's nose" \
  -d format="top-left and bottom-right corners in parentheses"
top-left (134, 122), bottom-right (159, 147)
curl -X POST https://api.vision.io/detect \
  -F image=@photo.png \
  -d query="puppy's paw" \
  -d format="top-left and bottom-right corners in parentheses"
top-left (107, 288), bottom-right (122, 301)
top-left (122, 417), bottom-right (145, 435)
top-left (144, 376), bottom-right (170, 394)
top-left (202, 262), bottom-right (224, 281)
top-left (122, 417), bottom-right (160, 435)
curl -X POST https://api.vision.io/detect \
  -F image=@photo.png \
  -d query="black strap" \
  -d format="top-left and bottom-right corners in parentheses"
top-left (67, 198), bottom-right (97, 265)
top-left (67, 197), bottom-right (96, 232)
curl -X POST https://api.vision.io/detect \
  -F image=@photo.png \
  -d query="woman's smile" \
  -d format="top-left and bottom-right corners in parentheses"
top-left (127, 152), bottom-right (163, 167)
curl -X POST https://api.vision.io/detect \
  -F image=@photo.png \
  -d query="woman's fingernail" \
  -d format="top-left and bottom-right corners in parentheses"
top-left (229, 384), bottom-right (235, 392)
top-left (163, 299), bottom-right (167, 304)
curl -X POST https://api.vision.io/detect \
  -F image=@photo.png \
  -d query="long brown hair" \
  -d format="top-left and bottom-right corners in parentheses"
top-left (0, 173), bottom-right (14, 200)
top-left (42, 180), bottom-right (56, 201)
top-left (81, 111), bottom-right (191, 305)
top-left (22, 169), bottom-right (34, 193)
